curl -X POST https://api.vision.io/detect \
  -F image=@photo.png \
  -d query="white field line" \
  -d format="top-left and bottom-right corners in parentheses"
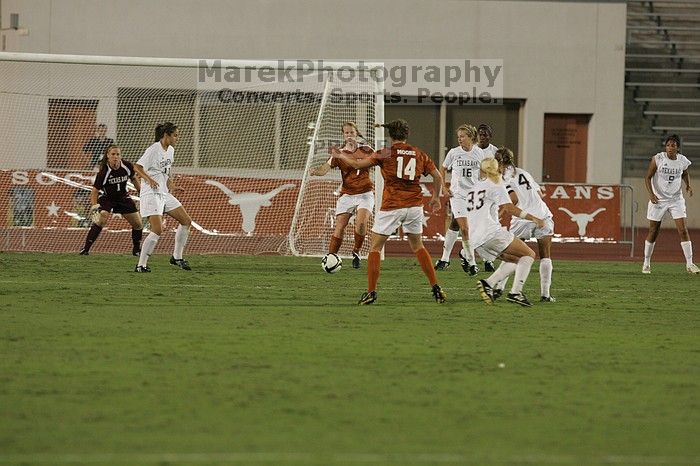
top-left (0, 452), bottom-right (698, 464)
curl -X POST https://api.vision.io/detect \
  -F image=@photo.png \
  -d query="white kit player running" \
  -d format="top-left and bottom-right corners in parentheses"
top-left (467, 158), bottom-right (545, 307)
top-left (643, 134), bottom-right (699, 274)
top-left (133, 122), bottom-right (193, 272)
top-left (497, 148), bottom-right (556, 302)
top-left (436, 124), bottom-right (484, 275)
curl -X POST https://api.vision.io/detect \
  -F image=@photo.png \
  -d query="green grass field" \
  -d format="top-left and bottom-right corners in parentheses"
top-left (1, 252), bottom-right (698, 465)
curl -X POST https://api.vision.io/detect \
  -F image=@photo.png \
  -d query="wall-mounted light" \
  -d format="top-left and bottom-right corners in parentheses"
top-left (1, 13), bottom-right (28, 35)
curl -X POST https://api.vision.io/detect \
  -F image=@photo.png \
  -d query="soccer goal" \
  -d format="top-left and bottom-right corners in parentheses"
top-left (0, 52), bottom-right (384, 256)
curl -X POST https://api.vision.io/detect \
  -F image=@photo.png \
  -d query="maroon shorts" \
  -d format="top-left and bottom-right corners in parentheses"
top-left (98, 196), bottom-right (138, 214)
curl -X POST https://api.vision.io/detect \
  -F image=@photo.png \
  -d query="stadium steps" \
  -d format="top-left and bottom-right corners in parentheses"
top-left (623, 0), bottom-right (700, 177)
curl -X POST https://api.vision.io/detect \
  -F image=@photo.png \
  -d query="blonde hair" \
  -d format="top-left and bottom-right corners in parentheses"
top-left (342, 121), bottom-right (365, 140)
top-left (480, 158), bottom-right (502, 183)
top-left (457, 124), bottom-right (477, 143)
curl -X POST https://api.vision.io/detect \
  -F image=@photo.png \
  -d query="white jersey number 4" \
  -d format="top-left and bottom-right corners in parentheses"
top-left (396, 156), bottom-right (417, 180)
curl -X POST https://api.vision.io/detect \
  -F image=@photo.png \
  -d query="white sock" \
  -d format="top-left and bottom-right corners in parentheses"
top-left (485, 261), bottom-right (517, 287)
top-left (139, 232), bottom-right (160, 267)
top-left (539, 258), bottom-right (553, 298)
top-left (173, 224), bottom-right (190, 260)
top-left (644, 240), bottom-right (655, 266)
top-left (680, 241), bottom-right (693, 266)
top-left (441, 229), bottom-right (459, 262)
top-left (460, 238), bottom-right (475, 263)
top-left (510, 256), bottom-right (535, 294)
top-left (497, 276), bottom-right (509, 292)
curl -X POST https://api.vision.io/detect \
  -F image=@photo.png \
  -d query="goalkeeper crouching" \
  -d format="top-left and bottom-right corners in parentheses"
top-left (79, 144), bottom-right (143, 256)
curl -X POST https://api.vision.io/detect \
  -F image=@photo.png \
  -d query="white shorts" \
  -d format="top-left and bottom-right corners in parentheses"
top-left (509, 216), bottom-right (555, 240)
top-left (449, 197), bottom-right (468, 219)
top-left (140, 192), bottom-right (182, 218)
top-left (647, 199), bottom-right (686, 221)
top-left (475, 228), bottom-right (515, 261)
top-left (335, 192), bottom-right (374, 216)
top-left (372, 206), bottom-right (424, 236)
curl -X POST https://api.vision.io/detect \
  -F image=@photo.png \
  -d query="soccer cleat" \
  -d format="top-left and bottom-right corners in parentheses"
top-left (459, 250), bottom-right (479, 276)
top-left (432, 284), bottom-right (447, 303)
top-left (132, 246), bottom-right (141, 257)
top-left (352, 252), bottom-right (361, 269)
top-left (134, 265), bottom-right (151, 273)
top-left (687, 264), bottom-right (700, 274)
top-left (642, 264), bottom-right (651, 274)
top-left (492, 289), bottom-right (503, 300)
top-left (170, 256), bottom-right (192, 271)
top-left (540, 296), bottom-right (556, 303)
top-left (477, 279), bottom-right (494, 304)
top-left (434, 260), bottom-right (450, 271)
top-left (358, 291), bottom-right (377, 305)
top-left (484, 261), bottom-right (495, 272)
top-left (507, 292), bottom-right (533, 307)
top-left (79, 249), bottom-right (89, 256)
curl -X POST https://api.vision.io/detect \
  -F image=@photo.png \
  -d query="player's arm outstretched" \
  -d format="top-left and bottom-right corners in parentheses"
top-left (501, 201), bottom-right (544, 228)
top-left (330, 146), bottom-right (375, 170)
top-left (311, 159), bottom-right (332, 176)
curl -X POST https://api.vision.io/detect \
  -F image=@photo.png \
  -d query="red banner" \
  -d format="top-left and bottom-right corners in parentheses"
top-left (542, 184), bottom-right (621, 240)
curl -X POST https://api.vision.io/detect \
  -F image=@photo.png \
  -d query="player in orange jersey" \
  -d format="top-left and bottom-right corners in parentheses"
top-left (331, 119), bottom-right (446, 305)
top-left (311, 122), bottom-right (374, 269)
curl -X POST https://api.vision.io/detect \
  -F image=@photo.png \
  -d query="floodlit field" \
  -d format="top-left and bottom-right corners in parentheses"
top-left (1, 253), bottom-right (698, 465)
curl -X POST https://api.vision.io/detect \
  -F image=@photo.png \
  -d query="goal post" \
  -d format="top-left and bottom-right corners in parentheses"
top-left (0, 52), bottom-right (385, 257)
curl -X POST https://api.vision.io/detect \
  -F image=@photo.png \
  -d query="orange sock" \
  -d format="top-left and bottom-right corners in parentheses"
top-left (353, 232), bottom-right (365, 252)
top-left (416, 247), bottom-right (438, 287)
top-left (367, 250), bottom-right (381, 292)
top-left (328, 235), bottom-right (343, 254)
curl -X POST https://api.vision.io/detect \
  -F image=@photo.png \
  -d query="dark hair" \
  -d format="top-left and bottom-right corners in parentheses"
top-left (376, 119), bottom-right (409, 141)
top-left (155, 122), bottom-right (178, 142)
top-left (664, 134), bottom-right (681, 148)
top-left (99, 144), bottom-right (120, 168)
top-left (495, 147), bottom-right (516, 168)
top-left (477, 123), bottom-right (493, 137)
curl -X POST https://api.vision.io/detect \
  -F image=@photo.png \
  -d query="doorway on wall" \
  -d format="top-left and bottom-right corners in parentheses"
top-left (542, 113), bottom-right (590, 183)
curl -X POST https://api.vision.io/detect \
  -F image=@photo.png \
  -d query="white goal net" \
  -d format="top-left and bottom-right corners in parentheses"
top-left (0, 53), bottom-right (383, 256)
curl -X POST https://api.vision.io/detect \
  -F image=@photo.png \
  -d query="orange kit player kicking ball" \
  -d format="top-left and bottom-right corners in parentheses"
top-left (331, 119), bottom-right (446, 305)
top-left (311, 122), bottom-right (374, 269)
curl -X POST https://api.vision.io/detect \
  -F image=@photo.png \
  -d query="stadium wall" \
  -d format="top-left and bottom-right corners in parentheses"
top-left (10, 1), bottom-right (681, 229)
top-left (1, 0), bottom-right (626, 181)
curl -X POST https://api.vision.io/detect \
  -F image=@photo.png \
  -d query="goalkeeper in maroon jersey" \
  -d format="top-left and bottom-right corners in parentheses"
top-left (79, 145), bottom-right (143, 255)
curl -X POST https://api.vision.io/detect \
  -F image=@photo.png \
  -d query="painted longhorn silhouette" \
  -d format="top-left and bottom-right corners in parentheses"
top-left (205, 180), bottom-right (296, 234)
top-left (558, 207), bottom-right (606, 237)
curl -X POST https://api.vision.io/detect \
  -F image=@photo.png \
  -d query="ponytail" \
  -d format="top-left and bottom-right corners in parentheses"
top-left (495, 147), bottom-right (516, 169)
top-left (375, 119), bottom-right (409, 141)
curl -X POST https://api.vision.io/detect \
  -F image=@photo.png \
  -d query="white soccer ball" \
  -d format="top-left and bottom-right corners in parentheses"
top-left (321, 253), bottom-right (342, 273)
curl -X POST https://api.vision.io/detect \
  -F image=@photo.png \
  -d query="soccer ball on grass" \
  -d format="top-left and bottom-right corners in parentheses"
top-left (321, 253), bottom-right (342, 273)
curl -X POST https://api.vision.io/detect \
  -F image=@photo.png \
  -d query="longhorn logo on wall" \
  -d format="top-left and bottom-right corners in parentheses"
top-left (543, 184), bottom-right (621, 240)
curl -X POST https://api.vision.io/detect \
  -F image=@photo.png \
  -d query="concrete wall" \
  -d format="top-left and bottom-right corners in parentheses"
top-left (1, 0), bottom-right (627, 184)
